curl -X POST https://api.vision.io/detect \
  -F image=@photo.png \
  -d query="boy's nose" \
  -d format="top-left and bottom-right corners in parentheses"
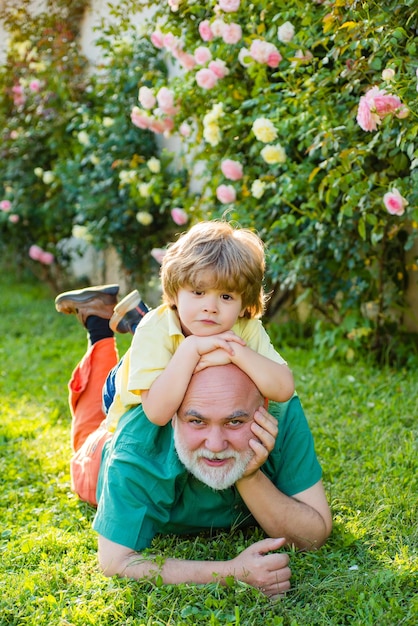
top-left (202, 295), bottom-right (218, 313)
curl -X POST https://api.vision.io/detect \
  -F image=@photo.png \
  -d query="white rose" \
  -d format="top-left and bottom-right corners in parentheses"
top-left (277, 21), bottom-right (295, 43)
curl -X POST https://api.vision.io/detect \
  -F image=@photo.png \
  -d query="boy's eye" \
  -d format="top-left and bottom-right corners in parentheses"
top-left (221, 294), bottom-right (233, 301)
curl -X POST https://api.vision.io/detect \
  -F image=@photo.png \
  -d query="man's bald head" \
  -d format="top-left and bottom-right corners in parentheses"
top-left (178, 363), bottom-right (264, 420)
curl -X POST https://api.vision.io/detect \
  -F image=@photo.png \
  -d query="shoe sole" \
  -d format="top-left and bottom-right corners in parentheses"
top-left (55, 284), bottom-right (119, 306)
top-left (109, 290), bottom-right (141, 332)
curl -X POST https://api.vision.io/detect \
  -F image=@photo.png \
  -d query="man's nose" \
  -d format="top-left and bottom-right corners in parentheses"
top-left (204, 427), bottom-right (228, 453)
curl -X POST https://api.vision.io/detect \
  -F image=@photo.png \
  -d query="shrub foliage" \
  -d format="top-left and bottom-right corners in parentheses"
top-left (1, 0), bottom-right (417, 360)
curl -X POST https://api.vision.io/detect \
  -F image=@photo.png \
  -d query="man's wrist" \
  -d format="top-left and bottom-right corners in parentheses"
top-left (235, 468), bottom-right (263, 490)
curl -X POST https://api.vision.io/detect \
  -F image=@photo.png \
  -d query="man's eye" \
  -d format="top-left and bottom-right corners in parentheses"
top-left (228, 419), bottom-right (244, 426)
top-left (189, 419), bottom-right (205, 426)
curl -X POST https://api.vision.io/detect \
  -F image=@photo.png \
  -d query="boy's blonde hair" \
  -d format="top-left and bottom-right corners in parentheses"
top-left (161, 221), bottom-right (267, 318)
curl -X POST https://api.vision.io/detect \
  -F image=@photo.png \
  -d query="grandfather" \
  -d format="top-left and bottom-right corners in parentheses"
top-left (94, 363), bottom-right (332, 599)
top-left (57, 285), bottom-right (331, 599)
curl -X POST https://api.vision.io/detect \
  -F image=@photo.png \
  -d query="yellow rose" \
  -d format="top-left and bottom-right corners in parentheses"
top-left (260, 144), bottom-right (287, 164)
top-left (203, 122), bottom-right (221, 146)
top-left (147, 157), bottom-right (161, 173)
top-left (251, 179), bottom-right (267, 199)
top-left (252, 118), bottom-right (278, 143)
top-left (136, 211), bottom-right (153, 225)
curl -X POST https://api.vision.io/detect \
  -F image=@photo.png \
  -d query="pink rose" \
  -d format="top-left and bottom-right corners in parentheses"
top-left (216, 184), bottom-right (236, 204)
top-left (211, 19), bottom-right (226, 37)
top-left (138, 86), bottom-right (156, 109)
top-left (156, 87), bottom-right (177, 115)
top-left (373, 91), bottom-right (403, 117)
top-left (151, 248), bottom-right (166, 264)
top-left (267, 49), bottom-right (282, 68)
top-left (131, 107), bottom-right (150, 129)
top-left (39, 251), bottom-right (54, 265)
top-left (221, 159), bottom-right (243, 181)
top-left (218, 0), bottom-right (240, 13)
top-left (397, 106), bottom-right (409, 119)
top-left (199, 20), bottom-right (214, 42)
top-left (222, 23), bottom-right (242, 44)
top-left (163, 33), bottom-right (180, 52)
top-left (356, 97), bottom-right (380, 132)
top-left (194, 46), bottom-right (212, 65)
top-left (171, 208), bottom-right (189, 225)
top-left (148, 118), bottom-right (167, 134)
top-left (177, 51), bottom-right (197, 70)
top-left (9, 214), bottom-right (19, 223)
top-left (249, 40), bottom-right (282, 67)
top-left (29, 245), bottom-right (43, 261)
top-left (357, 87), bottom-right (406, 132)
top-left (179, 122), bottom-right (192, 137)
top-left (383, 188), bottom-right (408, 216)
top-left (292, 49), bottom-right (313, 65)
top-left (0, 200), bottom-right (11, 212)
top-left (208, 59), bottom-right (229, 78)
top-left (162, 117), bottom-right (175, 134)
top-left (150, 30), bottom-right (164, 48)
top-left (12, 84), bottom-right (25, 106)
top-left (29, 79), bottom-right (42, 93)
top-left (196, 68), bottom-right (219, 89)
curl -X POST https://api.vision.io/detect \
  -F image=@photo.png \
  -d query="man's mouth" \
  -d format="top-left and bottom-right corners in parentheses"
top-left (200, 456), bottom-right (233, 467)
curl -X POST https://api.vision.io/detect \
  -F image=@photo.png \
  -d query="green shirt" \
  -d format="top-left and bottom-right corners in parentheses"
top-left (93, 396), bottom-right (322, 551)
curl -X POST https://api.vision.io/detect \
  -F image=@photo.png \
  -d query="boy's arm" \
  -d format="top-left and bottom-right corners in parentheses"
top-left (229, 344), bottom-right (295, 402)
top-left (141, 332), bottom-right (246, 425)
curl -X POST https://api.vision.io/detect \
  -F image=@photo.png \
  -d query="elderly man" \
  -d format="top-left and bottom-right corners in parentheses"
top-left (57, 284), bottom-right (332, 600)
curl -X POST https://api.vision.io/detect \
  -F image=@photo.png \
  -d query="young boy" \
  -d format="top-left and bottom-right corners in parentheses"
top-left (105, 220), bottom-right (294, 431)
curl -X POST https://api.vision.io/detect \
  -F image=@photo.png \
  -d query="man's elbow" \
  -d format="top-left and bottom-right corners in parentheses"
top-left (97, 536), bottom-right (133, 578)
top-left (299, 514), bottom-right (333, 551)
top-left (98, 548), bottom-right (123, 577)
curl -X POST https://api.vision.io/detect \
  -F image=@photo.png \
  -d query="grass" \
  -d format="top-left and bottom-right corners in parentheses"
top-left (0, 269), bottom-right (417, 625)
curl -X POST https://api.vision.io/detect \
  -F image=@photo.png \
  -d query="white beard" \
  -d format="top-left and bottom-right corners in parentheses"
top-left (173, 429), bottom-right (254, 490)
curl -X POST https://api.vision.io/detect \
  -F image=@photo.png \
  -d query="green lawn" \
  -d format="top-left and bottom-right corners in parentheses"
top-left (1, 270), bottom-right (416, 625)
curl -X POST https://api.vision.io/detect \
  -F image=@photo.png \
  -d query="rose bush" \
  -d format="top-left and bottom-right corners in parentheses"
top-left (1, 0), bottom-right (417, 362)
top-left (0, 0), bottom-right (191, 287)
top-left (119, 0), bottom-right (417, 362)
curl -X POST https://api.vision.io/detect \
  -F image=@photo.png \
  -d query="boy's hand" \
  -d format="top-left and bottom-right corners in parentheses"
top-left (193, 347), bottom-right (232, 372)
top-left (187, 331), bottom-right (246, 359)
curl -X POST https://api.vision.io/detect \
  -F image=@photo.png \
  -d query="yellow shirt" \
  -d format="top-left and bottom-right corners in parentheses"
top-left (105, 303), bottom-right (286, 431)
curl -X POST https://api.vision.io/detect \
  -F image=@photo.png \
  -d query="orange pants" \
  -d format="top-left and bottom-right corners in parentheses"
top-left (69, 337), bottom-right (118, 506)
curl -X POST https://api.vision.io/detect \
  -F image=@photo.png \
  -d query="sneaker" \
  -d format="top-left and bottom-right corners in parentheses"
top-left (109, 289), bottom-right (149, 334)
top-left (55, 284), bottom-right (119, 326)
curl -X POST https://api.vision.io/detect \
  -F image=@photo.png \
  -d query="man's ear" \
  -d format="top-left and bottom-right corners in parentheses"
top-left (171, 414), bottom-right (177, 428)
top-left (263, 397), bottom-right (269, 410)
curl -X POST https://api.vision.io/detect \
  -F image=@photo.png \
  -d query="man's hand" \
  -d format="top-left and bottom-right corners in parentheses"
top-left (240, 406), bottom-right (278, 479)
top-left (230, 537), bottom-right (291, 600)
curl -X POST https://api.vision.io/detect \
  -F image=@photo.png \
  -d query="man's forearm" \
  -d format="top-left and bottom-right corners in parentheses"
top-left (98, 535), bottom-right (229, 583)
top-left (236, 471), bottom-right (332, 550)
top-left (98, 534), bottom-right (292, 599)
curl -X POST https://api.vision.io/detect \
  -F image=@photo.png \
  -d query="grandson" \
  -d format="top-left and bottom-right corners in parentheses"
top-left (105, 220), bottom-right (294, 431)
